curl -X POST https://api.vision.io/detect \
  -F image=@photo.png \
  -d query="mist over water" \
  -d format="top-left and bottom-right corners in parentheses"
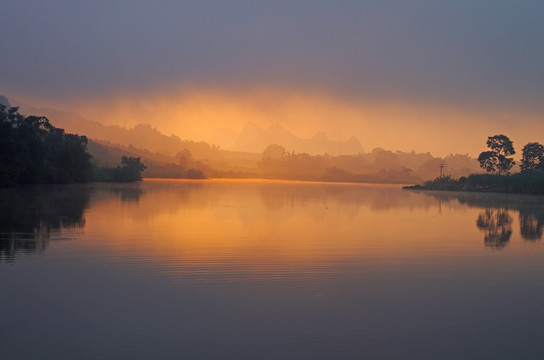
top-left (2, 180), bottom-right (544, 359)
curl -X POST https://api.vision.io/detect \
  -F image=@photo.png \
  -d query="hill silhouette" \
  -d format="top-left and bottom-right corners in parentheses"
top-left (4, 95), bottom-right (481, 184)
top-left (15, 101), bottom-right (214, 158)
top-left (232, 122), bottom-right (364, 155)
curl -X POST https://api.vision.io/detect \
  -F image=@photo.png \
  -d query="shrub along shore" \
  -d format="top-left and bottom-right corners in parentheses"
top-left (404, 172), bottom-right (544, 195)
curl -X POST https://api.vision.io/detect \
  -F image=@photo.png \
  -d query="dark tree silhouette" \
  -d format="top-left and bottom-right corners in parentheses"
top-left (520, 142), bottom-right (544, 172)
top-left (477, 151), bottom-right (498, 173)
top-left (0, 105), bottom-right (92, 186)
top-left (111, 156), bottom-right (147, 182)
top-left (477, 135), bottom-right (515, 174)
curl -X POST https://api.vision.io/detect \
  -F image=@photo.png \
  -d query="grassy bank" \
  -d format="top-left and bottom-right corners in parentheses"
top-left (404, 172), bottom-right (544, 195)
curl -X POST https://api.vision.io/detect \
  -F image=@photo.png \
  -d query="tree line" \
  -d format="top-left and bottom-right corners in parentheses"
top-left (0, 105), bottom-right (146, 186)
top-left (406, 134), bottom-right (544, 194)
top-left (477, 134), bottom-right (544, 174)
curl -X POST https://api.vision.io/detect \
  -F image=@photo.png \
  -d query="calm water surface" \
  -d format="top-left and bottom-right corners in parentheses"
top-left (2, 179), bottom-right (544, 359)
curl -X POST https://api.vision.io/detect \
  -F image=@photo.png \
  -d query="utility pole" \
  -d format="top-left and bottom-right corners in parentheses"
top-left (439, 163), bottom-right (445, 178)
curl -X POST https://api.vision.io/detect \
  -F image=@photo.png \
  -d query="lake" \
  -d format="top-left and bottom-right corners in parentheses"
top-left (2, 179), bottom-right (544, 359)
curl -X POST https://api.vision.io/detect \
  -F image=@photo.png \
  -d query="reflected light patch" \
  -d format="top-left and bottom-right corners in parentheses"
top-left (75, 180), bottom-right (482, 270)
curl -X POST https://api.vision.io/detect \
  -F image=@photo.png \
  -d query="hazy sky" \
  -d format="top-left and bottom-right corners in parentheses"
top-left (2, 1), bottom-right (544, 156)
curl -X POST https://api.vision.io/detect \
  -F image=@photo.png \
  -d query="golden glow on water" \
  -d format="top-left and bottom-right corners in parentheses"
top-left (3, 180), bottom-right (544, 359)
top-left (68, 179), bottom-right (527, 270)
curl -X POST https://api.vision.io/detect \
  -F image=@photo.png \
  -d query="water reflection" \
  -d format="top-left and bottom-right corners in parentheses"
top-left (415, 190), bottom-right (544, 248)
top-left (110, 185), bottom-right (143, 202)
top-left (258, 181), bottom-right (416, 212)
top-left (61, 180), bottom-right (458, 268)
top-left (4, 181), bottom-right (544, 360)
top-left (476, 208), bottom-right (513, 249)
top-left (0, 185), bottom-right (91, 262)
top-left (3, 181), bottom-right (544, 264)
top-left (91, 180), bottom-right (431, 229)
top-left (519, 209), bottom-right (544, 241)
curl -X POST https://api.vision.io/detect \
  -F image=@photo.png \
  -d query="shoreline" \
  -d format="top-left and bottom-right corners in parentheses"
top-left (402, 172), bottom-right (544, 195)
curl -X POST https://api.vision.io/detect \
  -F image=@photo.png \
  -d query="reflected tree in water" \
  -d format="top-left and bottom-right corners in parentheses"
top-left (0, 185), bottom-right (91, 262)
top-left (519, 210), bottom-right (544, 241)
top-left (111, 186), bottom-right (143, 202)
top-left (420, 191), bottom-right (544, 248)
top-left (0, 235), bottom-right (49, 263)
top-left (476, 208), bottom-right (513, 249)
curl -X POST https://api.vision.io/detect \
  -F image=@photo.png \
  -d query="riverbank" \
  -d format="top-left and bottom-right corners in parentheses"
top-left (403, 172), bottom-right (544, 195)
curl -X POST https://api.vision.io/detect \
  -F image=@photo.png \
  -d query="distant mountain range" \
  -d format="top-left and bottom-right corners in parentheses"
top-left (231, 122), bottom-right (364, 155)
top-left (13, 100), bottom-right (214, 158)
top-left (2, 95), bottom-right (481, 183)
top-left (10, 96), bottom-right (363, 156)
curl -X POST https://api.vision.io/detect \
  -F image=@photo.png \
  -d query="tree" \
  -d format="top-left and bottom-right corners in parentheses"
top-left (520, 142), bottom-right (544, 172)
top-left (0, 104), bottom-right (92, 186)
top-left (477, 151), bottom-right (498, 173)
top-left (111, 156), bottom-right (147, 182)
top-left (478, 135), bottom-right (515, 174)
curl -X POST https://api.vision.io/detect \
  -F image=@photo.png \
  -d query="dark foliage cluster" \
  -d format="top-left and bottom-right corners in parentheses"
top-left (405, 172), bottom-right (544, 195)
top-left (111, 156), bottom-right (147, 182)
top-left (477, 135), bottom-right (515, 175)
top-left (464, 173), bottom-right (544, 194)
top-left (423, 175), bottom-right (464, 191)
top-left (477, 134), bottom-right (544, 174)
top-left (404, 175), bottom-right (464, 191)
top-left (0, 106), bottom-right (151, 186)
top-left (520, 142), bottom-right (544, 172)
top-left (94, 156), bottom-right (148, 182)
top-left (0, 105), bottom-right (92, 186)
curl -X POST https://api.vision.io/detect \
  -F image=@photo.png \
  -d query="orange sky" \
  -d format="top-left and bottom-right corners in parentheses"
top-left (52, 86), bottom-right (543, 157)
top-left (3, 2), bottom-right (544, 157)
